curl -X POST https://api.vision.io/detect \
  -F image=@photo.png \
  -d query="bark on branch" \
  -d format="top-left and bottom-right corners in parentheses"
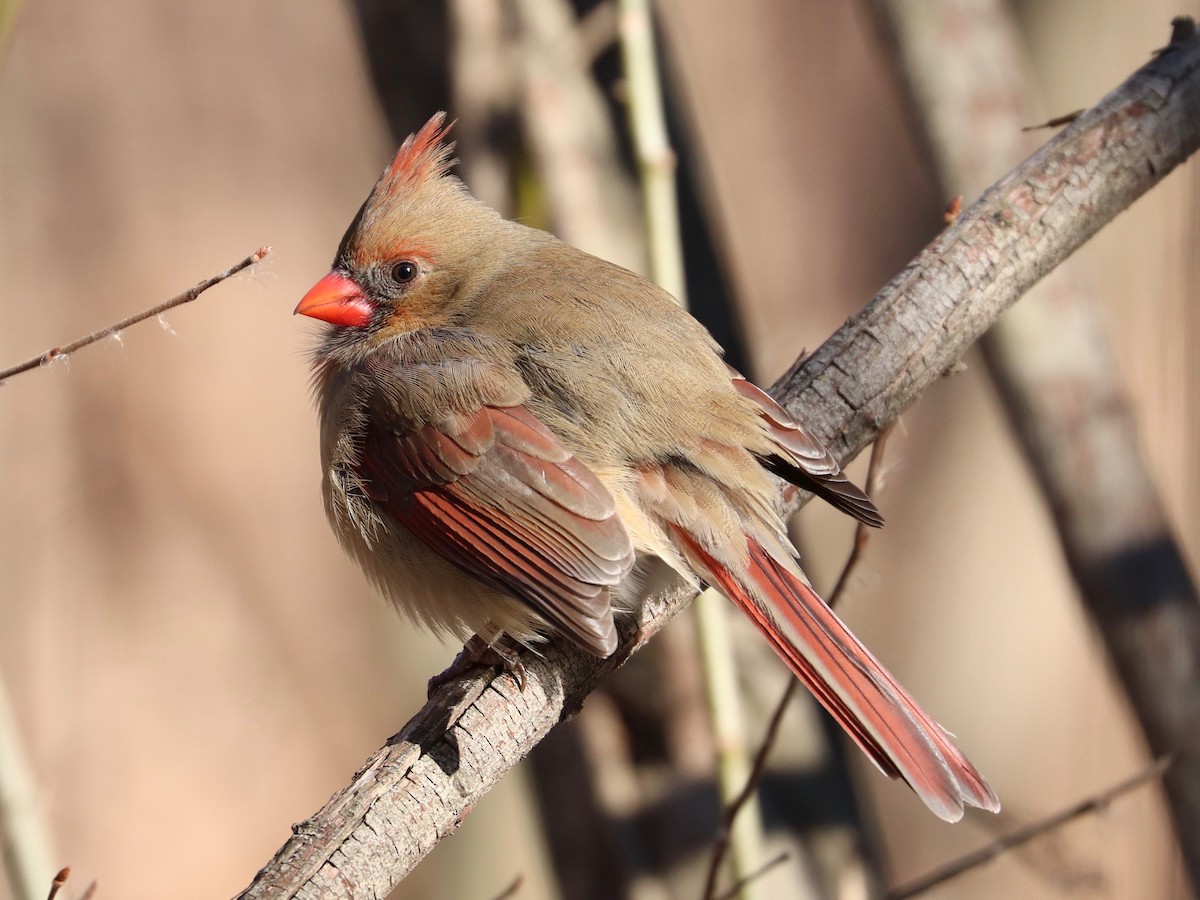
top-left (871, 1), bottom-right (1200, 891)
top-left (238, 23), bottom-right (1200, 900)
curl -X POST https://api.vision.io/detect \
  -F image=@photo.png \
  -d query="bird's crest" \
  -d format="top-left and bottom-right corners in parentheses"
top-left (341, 112), bottom-right (480, 267)
top-left (377, 112), bottom-right (456, 197)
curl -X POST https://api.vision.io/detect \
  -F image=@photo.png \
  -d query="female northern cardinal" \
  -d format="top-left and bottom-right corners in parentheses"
top-left (297, 113), bottom-right (998, 822)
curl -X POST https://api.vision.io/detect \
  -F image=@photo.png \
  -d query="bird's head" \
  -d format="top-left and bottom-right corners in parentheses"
top-left (297, 113), bottom-right (504, 355)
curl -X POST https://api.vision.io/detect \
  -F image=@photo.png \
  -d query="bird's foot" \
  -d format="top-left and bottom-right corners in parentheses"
top-left (428, 634), bottom-right (527, 696)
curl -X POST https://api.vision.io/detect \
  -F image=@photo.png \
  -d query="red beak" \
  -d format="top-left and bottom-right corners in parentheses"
top-left (295, 271), bottom-right (375, 327)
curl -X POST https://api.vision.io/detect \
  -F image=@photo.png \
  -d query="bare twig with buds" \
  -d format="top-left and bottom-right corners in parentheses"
top-left (0, 247), bottom-right (270, 384)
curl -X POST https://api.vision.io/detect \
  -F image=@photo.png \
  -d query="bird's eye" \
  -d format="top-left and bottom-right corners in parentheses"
top-left (391, 261), bottom-right (419, 285)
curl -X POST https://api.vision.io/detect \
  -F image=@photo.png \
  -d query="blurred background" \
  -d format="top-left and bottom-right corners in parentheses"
top-left (0, 1), bottom-right (1197, 898)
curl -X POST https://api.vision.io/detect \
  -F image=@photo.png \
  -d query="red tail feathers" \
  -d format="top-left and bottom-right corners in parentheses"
top-left (677, 530), bottom-right (999, 822)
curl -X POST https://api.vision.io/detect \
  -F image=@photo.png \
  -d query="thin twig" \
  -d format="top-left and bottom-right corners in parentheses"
top-left (486, 873), bottom-right (523, 900)
top-left (702, 431), bottom-right (893, 899)
top-left (701, 680), bottom-right (799, 900)
top-left (1020, 109), bottom-right (1084, 132)
top-left (0, 250), bottom-right (272, 900)
top-left (0, 247), bottom-right (271, 384)
top-left (712, 852), bottom-right (791, 900)
top-left (828, 424), bottom-right (894, 606)
top-left (45, 868), bottom-right (68, 900)
top-left (886, 755), bottom-right (1172, 899)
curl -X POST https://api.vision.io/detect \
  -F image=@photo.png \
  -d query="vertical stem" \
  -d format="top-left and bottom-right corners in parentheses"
top-left (692, 587), bottom-right (761, 899)
top-left (618, 2), bottom-right (764, 896)
top-left (617, 0), bottom-right (685, 300)
top-left (0, 0), bottom-right (22, 60)
top-left (0, 680), bottom-right (56, 900)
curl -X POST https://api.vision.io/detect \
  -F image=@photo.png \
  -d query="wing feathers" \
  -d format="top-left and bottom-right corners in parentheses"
top-left (729, 369), bottom-right (884, 528)
top-left (358, 403), bottom-right (634, 657)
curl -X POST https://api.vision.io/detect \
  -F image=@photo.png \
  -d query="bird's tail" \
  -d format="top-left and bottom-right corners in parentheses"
top-left (676, 529), bottom-right (999, 822)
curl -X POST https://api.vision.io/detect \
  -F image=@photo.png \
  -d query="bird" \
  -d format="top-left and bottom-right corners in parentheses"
top-left (296, 112), bottom-right (999, 822)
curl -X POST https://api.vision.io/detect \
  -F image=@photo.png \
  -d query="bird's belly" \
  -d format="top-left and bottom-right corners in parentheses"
top-left (323, 473), bottom-right (551, 647)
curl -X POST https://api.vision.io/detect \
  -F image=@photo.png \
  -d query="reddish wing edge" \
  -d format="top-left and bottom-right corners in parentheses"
top-left (674, 527), bottom-right (999, 822)
top-left (358, 404), bottom-right (635, 657)
top-left (729, 369), bottom-right (884, 528)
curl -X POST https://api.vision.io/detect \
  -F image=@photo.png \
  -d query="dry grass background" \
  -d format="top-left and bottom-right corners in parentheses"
top-left (0, 1), bottom-right (1196, 898)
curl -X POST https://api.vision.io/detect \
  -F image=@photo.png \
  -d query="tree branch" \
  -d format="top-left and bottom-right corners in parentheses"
top-left (870, 1), bottom-right (1200, 888)
top-left (237, 22), bottom-right (1200, 900)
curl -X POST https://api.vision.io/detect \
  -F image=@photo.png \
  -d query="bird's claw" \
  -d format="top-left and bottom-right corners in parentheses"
top-left (427, 635), bottom-right (527, 696)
